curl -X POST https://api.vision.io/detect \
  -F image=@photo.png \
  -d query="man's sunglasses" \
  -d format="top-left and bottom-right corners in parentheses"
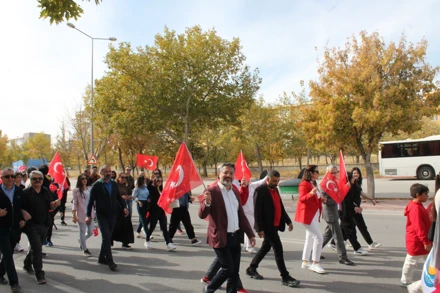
top-left (31, 177), bottom-right (43, 181)
top-left (2, 175), bottom-right (15, 179)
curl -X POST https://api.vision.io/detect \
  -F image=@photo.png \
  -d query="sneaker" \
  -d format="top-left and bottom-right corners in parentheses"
top-left (144, 241), bottom-right (153, 249)
top-left (200, 276), bottom-right (210, 285)
top-left (245, 247), bottom-right (257, 254)
top-left (11, 283), bottom-right (22, 292)
top-left (108, 261), bottom-right (118, 271)
top-left (368, 242), bottom-right (382, 250)
top-left (191, 239), bottom-right (201, 245)
top-left (167, 243), bottom-right (177, 251)
top-left (353, 248), bottom-right (369, 255)
top-left (23, 265), bottom-right (35, 275)
top-left (309, 263), bottom-right (326, 274)
top-left (400, 282), bottom-right (410, 288)
top-left (246, 267), bottom-right (264, 280)
top-left (328, 243), bottom-right (336, 251)
top-left (150, 236), bottom-right (154, 240)
top-left (136, 232), bottom-right (146, 239)
top-left (122, 244), bottom-right (132, 250)
top-left (46, 241), bottom-right (53, 247)
top-left (345, 240), bottom-right (352, 247)
top-left (237, 288), bottom-right (249, 293)
top-left (14, 244), bottom-right (24, 252)
top-left (301, 261), bottom-right (311, 269)
top-left (282, 276), bottom-right (301, 287)
top-left (83, 249), bottom-right (92, 257)
top-left (43, 240), bottom-right (48, 246)
top-left (36, 271), bottom-right (46, 284)
top-left (61, 221), bottom-right (67, 226)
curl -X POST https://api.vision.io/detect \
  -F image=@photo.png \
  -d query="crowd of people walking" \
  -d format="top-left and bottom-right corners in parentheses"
top-left (2, 161), bottom-right (438, 293)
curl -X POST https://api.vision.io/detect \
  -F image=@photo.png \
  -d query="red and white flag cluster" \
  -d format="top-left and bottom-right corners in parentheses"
top-left (319, 150), bottom-right (350, 204)
top-left (48, 152), bottom-right (69, 199)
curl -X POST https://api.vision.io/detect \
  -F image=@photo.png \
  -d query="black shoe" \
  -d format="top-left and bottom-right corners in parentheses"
top-left (121, 244), bottom-right (131, 250)
top-left (246, 267), bottom-right (264, 280)
top-left (320, 255), bottom-right (325, 259)
top-left (41, 252), bottom-right (47, 257)
top-left (0, 276), bottom-right (7, 285)
top-left (23, 265), bottom-right (35, 275)
top-left (61, 221), bottom-right (67, 226)
top-left (98, 258), bottom-right (108, 265)
top-left (339, 257), bottom-right (355, 266)
top-left (11, 283), bottom-right (22, 292)
top-left (36, 271), bottom-right (46, 284)
top-left (282, 276), bottom-right (301, 287)
top-left (108, 261), bottom-right (118, 271)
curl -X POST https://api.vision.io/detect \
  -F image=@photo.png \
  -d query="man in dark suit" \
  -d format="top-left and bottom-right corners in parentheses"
top-left (321, 165), bottom-right (354, 265)
top-left (86, 165), bottom-right (128, 271)
top-left (246, 170), bottom-right (300, 288)
top-left (199, 163), bottom-right (256, 293)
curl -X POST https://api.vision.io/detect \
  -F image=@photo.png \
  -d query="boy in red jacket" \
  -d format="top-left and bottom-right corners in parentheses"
top-left (400, 183), bottom-right (432, 287)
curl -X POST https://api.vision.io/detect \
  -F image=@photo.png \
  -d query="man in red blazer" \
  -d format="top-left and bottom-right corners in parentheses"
top-left (246, 170), bottom-right (301, 288)
top-left (199, 163), bottom-right (256, 293)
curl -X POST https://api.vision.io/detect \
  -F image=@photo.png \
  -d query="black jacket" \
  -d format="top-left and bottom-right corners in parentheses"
top-left (254, 184), bottom-right (292, 233)
top-left (87, 179), bottom-right (126, 217)
top-left (0, 185), bottom-right (24, 231)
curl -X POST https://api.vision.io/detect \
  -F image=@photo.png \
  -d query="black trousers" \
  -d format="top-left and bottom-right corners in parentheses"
top-left (97, 214), bottom-right (116, 262)
top-left (353, 213), bottom-right (373, 245)
top-left (169, 207), bottom-right (195, 240)
top-left (46, 214), bottom-right (56, 241)
top-left (249, 230), bottom-right (289, 278)
top-left (146, 208), bottom-right (171, 244)
top-left (340, 212), bottom-right (361, 251)
top-left (60, 191), bottom-right (68, 221)
top-left (205, 255), bottom-right (243, 289)
top-left (23, 223), bottom-right (47, 273)
top-left (0, 229), bottom-right (19, 286)
top-left (207, 233), bottom-right (241, 293)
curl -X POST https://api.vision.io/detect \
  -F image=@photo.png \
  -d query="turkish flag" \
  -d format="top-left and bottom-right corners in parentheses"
top-left (48, 152), bottom-right (68, 199)
top-left (319, 171), bottom-right (342, 203)
top-left (136, 154), bottom-right (158, 171)
top-left (157, 143), bottom-right (203, 213)
top-left (18, 165), bottom-right (26, 172)
top-left (338, 150), bottom-right (350, 199)
top-left (234, 151), bottom-right (252, 182)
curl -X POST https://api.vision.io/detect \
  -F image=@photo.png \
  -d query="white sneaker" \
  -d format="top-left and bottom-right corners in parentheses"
top-left (144, 241), bottom-right (153, 249)
top-left (368, 242), bottom-right (382, 249)
top-left (345, 240), bottom-right (352, 247)
top-left (353, 248), bottom-right (369, 255)
top-left (15, 243), bottom-right (25, 252)
top-left (167, 243), bottom-right (177, 251)
top-left (309, 263), bottom-right (326, 274)
top-left (136, 233), bottom-right (146, 239)
top-left (246, 247), bottom-right (257, 254)
top-left (301, 261), bottom-right (311, 269)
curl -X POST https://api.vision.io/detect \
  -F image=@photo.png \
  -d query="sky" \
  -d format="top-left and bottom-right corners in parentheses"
top-left (1, 0), bottom-right (439, 142)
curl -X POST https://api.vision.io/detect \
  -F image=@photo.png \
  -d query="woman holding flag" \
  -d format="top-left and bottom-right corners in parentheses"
top-left (295, 165), bottom-right (326, 274)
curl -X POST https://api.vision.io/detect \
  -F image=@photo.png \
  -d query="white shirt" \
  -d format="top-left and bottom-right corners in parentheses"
top-left (218, 182), bottom-right (240, 233)
top-left (243, 178), bottom-right (266, 214)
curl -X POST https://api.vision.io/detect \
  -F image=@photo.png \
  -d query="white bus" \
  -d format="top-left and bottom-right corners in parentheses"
top-left (379, 135), bottom-right (440, 180)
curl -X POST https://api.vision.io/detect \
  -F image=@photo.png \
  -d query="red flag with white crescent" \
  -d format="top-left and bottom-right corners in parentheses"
top-left (234, 151), bottom-right (252, 182)
top-left (319, 171), bottom-right (343, 204)
top-left (136, 154), bottom-right (158, 171)
top-left (157, 143), bottom-right (203, 213)
top-left (48, 152), bottom-right (68, 199)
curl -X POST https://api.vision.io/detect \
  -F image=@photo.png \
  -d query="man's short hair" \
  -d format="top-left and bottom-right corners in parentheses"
top-left (217, 163), bottom-right (235, 174)
top-left (326, 165), bottom-right (338, 172)
top-left (410, 183), bottom-right (429, 198)
top-left (2, 167), bottom-right (14, 175)
top-left (267, 170), bottom-right (280, 178)
top-left (99, 164), bottom-right (111, 173)
top-left (29, 170), bottom-right (44, 179)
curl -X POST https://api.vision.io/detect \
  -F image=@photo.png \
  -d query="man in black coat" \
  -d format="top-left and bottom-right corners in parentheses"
top-left (0, 168), bottom-right (27, 292)
top-left (86, 165), bottom-right (128, 271)
top-left (246, 170), bottom-right (300, 288)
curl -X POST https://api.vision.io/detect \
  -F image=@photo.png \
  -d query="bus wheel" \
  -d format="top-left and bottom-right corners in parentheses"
top-left (417, 166), bottom-right (435, 180)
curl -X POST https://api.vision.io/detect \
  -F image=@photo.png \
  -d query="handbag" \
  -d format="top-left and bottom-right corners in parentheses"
top-left (428, 221), bottom-right (436, 242)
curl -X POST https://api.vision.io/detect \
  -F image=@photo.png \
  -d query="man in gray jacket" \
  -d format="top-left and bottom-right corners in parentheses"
top-left (321, 165), bottom-right (354, 266)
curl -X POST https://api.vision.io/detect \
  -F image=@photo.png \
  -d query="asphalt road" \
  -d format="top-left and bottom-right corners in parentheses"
top-left (10, 199), bottom-right (412, 293)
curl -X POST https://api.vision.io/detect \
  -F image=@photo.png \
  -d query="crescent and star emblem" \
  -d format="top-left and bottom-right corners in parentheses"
top-left (326, 180), bottom-right (339, 192)
top-left (170, 165), bottom-right (184, 188)
top-left (146, 159), bottom-right (154, 167)
top-left (54, 162), bottom-right (64, 175)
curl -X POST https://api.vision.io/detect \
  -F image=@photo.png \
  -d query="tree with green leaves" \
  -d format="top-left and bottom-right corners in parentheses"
top-left (303, 31), bottom-right (440, 197)
top-left (37, 0), bottom-right (102, 24)
top-left (22, 133), bottom-right (52, 161)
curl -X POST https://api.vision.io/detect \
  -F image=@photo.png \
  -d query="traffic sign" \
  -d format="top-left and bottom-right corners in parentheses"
top-left (88, 154), bottom-right (98, 165)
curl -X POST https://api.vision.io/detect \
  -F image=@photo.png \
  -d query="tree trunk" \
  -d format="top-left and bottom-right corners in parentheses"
top-left (256, 144), bottom-right (263, 172)
top-left (356, 155), bottom-right (360, 164)
top-left (118, 147), bottom-right (124, 171)
top-left (306, 149), bottom-right (310, 165)
top-left (362, 152), bottom-right (375, 199)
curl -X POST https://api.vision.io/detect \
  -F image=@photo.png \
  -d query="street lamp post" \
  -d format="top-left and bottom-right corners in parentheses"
top-left (66, 23), bottom-right (116, 167)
